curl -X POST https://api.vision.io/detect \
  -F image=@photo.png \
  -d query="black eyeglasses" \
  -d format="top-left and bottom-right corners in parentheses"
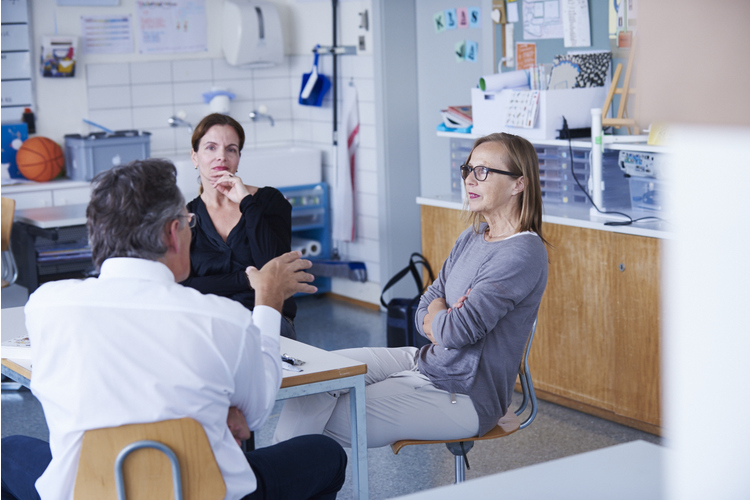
top-left (178, 213), bottom-right (197, 228)
top-left (460, 164), bottom-right (520, 182)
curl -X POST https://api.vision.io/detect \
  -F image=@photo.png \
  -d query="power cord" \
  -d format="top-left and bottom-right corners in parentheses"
top-left (561, 117), bottom-right (662, 227)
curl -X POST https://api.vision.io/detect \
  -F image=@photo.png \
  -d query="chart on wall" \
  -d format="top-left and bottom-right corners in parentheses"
top-left (136, 0), bottom-right (207, 54)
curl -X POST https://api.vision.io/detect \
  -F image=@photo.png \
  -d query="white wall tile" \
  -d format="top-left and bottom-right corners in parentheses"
top-left (252, 56), bottom-right (291, 78)
top-left (132, 83), bottom-right (173, 107)
top-left (87, 85), bottom-right (132, 110)
top-left (290, 55), bottom-right (314, 75)
top-left (87, 109), bottom-right (133, 131)
top-left (356, 215), bottom-right (378, 240)
top-left (292, 102), bottom-right (312, 120)
top-left (173, 81), bottom-right (209, 105)
top-left (357, 147), bottom-right (376, 172)
top-left (212, 58), bottom-right (255, 81)
top-left (356, 79), bottom-right (375, 102)
top-left (172, 59), bottom-right (213, 82)
top-left (356, 169), bottom-right (377, 195)
top-left (212, 79), bottom-right (253, 102)
top-left (130, 61), bottom-right (172, 84)
top-left (311, 121), bottom-right (333, 144)
top-left (256, 98), bottom-right (293, 121)
top-left (359, 124), bottom-right (376, 149)
top-left (255, 119), bottom-right (293, 145)
top-left (133, 105), bottom-right (176, 130)
top-left (87, 63), bottom-right (130, 87)
top-left (355, 192), bottom-right (378, 217)
top-left (348, 55), bottom-right (374, 79)
top-left (346, 238), bottom-right (379, 262)
top-left (254, 77), bottom-right (294, 100)
top-left (229, 101), bottom-right (257, 125)
top-left (308, 103), bottom-right (332, 122)
top-left (358, 101), bottom-right (375, 125)
top-left (174, 126), bottom-right (194, 154)
top-left (175, 103), bottom-right (211, 130)
top-left (147, 127), bottom-right (177, 155)
top-left (293, 120), bottom-right (313, 142)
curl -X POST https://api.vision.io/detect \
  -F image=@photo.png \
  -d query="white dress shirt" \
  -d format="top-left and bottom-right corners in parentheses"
top-left (25, 257), bottom-right (282, 500)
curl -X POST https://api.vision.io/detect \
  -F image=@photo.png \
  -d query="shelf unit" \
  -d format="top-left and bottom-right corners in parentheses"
top-left (279, 182), bottom-right (332, 295)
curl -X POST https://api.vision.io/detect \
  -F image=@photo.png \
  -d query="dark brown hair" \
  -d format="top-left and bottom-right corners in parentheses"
top-left (463, 133), bottom-right (548, 246)
top-left (191, 113), bottom-right (246, 153)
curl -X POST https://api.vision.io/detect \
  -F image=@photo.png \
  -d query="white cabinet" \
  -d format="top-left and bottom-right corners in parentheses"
top-left (2, 180), bottom-right (91, 209)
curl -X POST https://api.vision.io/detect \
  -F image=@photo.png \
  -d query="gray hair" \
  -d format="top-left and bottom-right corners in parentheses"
top-left (87, 159), bottom-right (186, 270)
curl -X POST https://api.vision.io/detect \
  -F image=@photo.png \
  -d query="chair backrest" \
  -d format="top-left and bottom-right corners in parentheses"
top-left (1, 197), bottom-right (15, 252)
top-left (1, 197), bottom-right (18, 288)
top-left (74, 418), bottom-right (226, 500)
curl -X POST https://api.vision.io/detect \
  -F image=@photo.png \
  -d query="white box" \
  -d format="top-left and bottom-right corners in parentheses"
top-left (471, 87), bottom-right (607, 140)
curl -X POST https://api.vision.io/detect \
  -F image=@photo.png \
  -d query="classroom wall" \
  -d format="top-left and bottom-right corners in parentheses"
top-left (20, 0), bottom-right (383, 304)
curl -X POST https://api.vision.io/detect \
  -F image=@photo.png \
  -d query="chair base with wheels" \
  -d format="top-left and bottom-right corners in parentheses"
top-left (390, 320), bottom-right (539, 484)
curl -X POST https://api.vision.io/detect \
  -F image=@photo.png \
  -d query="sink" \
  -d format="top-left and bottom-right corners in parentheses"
top-left (167, 146), bottom-right (322, 201)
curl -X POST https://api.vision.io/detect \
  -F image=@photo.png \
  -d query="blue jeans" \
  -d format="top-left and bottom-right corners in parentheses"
top-left (2, 434), bottom-right (346, 500)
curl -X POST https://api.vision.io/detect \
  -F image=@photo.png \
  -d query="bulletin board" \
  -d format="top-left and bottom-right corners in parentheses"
top-left (494, 0), bottom-right (611, 73)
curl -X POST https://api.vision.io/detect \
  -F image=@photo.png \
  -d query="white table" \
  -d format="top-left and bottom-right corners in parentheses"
top-left (392, 440), bottom-right (665, 500)
top-left (1, 306), bottom-right (369, 499)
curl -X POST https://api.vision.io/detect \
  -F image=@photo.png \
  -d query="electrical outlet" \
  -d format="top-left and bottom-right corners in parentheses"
top-left (358, 35), bottom-right (366, 52)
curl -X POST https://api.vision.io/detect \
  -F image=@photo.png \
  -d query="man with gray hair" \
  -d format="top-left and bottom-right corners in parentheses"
top-left (1, 159), bottom-right (347, 500)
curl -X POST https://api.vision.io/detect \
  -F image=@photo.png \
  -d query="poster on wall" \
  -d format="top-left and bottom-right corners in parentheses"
top-left (81, 15), bottom-right (134, 54)
top-left (522, 0), bottom-right (563, 40)
top-left (136, 0), bottom-right (207, 54)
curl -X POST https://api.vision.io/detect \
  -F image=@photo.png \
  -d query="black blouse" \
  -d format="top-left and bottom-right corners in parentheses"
top-left (181, 187), bottom-right (297, 319)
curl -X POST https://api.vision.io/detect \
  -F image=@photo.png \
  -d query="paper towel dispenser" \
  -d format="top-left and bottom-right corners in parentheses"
top-left (223, 0), bottom-right (283, 68)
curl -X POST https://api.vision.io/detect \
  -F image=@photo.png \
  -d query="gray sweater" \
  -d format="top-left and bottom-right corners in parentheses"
top-left (415, 225), bottom-right (548, 437)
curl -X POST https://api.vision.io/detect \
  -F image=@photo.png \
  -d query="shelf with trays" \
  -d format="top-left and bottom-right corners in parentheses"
top-left (278, 182), bottom-right (332, 295)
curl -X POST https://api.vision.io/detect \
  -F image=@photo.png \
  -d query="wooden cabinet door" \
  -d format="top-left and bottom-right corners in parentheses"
top-left (610, 232), bottom-right (661, 427)
top-left (533, 224), bottom-right (617, 411)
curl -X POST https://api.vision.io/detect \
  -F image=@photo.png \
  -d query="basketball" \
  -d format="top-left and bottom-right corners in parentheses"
top-left (16, 137), bottom-right (65, 182)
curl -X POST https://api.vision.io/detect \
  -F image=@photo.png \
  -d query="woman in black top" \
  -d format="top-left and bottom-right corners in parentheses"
top-left (180, 113), bottom-right (298, 339)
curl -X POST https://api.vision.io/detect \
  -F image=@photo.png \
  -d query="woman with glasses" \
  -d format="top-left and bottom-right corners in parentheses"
top-left (273, 133), bottom-right (549, 448)
top-left (180, 113), bottom-right (298, 339)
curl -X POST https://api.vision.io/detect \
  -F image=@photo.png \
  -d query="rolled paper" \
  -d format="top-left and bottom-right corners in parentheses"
top-left (291, 237), bottom-right (322, 257)
top-left (479, 70), bottom-right (529, 92)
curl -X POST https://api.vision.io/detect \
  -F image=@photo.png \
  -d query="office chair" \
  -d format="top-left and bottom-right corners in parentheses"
top-left (390, 319), bottom-right (539, 484)
top-left (74, 418), bottom-right (225, 500)
top-left (1, 197), bottom-right (18, 288)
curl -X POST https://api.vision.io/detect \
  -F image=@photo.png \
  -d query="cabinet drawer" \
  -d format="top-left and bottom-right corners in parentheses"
top-left (52, 187), bottom-right (91, 206)
top-left (8, 191), bottom-right (53, 209)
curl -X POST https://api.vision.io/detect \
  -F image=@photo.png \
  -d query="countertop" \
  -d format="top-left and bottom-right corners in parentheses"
top-left (417, 193), bottom-right (672, 239)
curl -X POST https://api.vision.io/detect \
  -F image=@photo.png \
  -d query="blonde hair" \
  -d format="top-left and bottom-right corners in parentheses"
top-left (462, 133), bottom-right (548, 246)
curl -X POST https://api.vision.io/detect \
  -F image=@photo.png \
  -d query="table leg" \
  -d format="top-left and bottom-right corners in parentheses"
top-left (349, 374), bottom-right (368, 500)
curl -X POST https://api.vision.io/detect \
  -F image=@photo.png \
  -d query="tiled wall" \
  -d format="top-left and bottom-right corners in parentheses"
top-left (86, 54), bottom-right (380, 286)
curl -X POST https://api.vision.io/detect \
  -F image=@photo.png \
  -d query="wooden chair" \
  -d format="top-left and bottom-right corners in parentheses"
top-left (1, 197), bottom-right (18, 288)
top-left (390, 320), bottom-right (539, 484)
top-left (74, 418), bottom-right (226, 500)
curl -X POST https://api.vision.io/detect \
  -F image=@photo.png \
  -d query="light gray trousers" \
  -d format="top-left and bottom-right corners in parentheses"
top-left (272, 346), bottom-right (479, 449)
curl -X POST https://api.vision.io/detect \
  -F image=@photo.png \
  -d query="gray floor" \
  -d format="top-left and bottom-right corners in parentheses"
top-left (1, 288), bottom-right (661, 499)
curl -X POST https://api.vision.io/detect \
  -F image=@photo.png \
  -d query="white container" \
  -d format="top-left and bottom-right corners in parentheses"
top-left (223, 0), bottom-right (283, 68)
top-left (471, 87), bottom-right (608, 140)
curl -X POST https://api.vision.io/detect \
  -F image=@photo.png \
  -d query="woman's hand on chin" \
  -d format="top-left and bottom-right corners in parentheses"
top-left (211, 172), bottom-right (253, 203)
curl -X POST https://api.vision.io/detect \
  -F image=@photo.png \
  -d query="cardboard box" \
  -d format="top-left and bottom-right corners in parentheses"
top-left (471, 87), bottom-right (607, 140)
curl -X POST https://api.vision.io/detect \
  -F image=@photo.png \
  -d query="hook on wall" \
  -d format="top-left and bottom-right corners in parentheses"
top-left (359, 10), bottom-right (369, 31)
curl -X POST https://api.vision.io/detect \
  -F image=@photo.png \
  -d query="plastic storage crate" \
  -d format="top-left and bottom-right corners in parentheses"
top-left (64, 130), bottom-right (151, 181)
top-left (629, 177), bottom-right (667, 212)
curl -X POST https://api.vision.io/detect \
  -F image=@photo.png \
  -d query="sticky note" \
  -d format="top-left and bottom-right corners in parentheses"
top-left (454, 40), bottom-right (466, 62)
top-left (468, 7), bottom-right (481, 28)
top-left (434, 11), bottom-right (446, 33)
top-left (465, 40), bottom-right (478, 62)
top-left (445, 8), bottom-right (457, 29)
top-left (457, 8), bottom-right (469, 28)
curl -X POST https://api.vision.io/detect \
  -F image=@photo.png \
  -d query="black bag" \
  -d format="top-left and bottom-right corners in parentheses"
top-left (380, 253), bottom-right (435, 348)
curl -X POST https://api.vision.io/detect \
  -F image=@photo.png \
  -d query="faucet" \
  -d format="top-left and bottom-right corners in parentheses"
top-left (168, 115), bottom-right (194, 132)
top-left (249, 106), bottom-right (275, 127)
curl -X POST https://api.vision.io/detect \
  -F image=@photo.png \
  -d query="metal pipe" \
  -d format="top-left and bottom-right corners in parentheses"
top-left (332, 0), bottom-right (339, 146)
